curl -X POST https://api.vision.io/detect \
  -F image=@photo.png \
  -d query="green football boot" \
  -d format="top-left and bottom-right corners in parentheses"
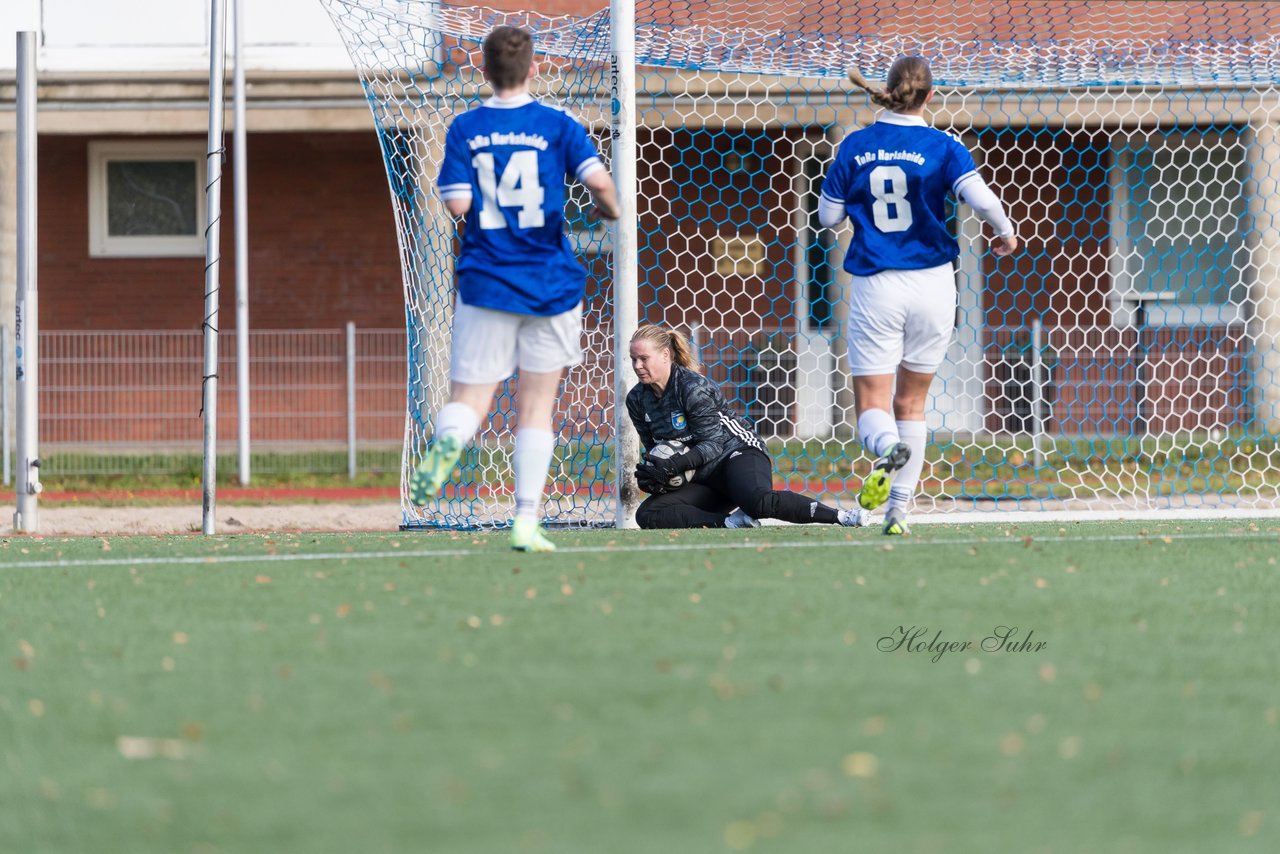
top-left (511, 517), bottom-right (556, 553)
top-left (882, 506), bottom-right (911, 536)
top-left (858, 442), bottom-right (912, 511)
top-left (409, 434), bottom-right (463, 506)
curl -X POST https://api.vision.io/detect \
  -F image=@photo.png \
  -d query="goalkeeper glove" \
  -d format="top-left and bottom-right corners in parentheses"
top-left (635, 462), bottom-right (669, 495)
top-left (646, 447), bottom-right (694, 478)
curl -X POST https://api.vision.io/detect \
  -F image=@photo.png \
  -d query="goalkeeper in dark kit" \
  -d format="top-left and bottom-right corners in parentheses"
top-left (625, 324), bottom-right (874, 530)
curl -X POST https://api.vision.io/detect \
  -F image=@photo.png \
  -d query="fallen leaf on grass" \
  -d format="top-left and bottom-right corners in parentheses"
top-left (724, 821), bottom-right (756, 851)
top-left (369, 672), bottom-right (395, 696)
top-left (116, 736), bottom-right (202, 761)
top-left (1240, 811), bottom-right (1265, 837)
top-left (841, 752), bottom-right (879, 778)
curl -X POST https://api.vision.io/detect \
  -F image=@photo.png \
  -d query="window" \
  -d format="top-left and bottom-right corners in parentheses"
top-left (88, 141), bottom-right (207, 257)
top-left (1109, 128), bottom-right (1248, 325)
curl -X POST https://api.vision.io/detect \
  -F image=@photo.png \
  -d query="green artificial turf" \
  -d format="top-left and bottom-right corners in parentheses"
top-left (2, 520), bottom-right (1278, 853)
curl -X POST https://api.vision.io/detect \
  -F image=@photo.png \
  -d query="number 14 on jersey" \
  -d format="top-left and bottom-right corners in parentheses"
top-left (472, 150), bottom-right (546, 230)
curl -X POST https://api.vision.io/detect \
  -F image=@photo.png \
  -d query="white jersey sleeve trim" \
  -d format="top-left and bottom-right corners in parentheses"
top-left (438, 183), bottom-right (473, 201)
top-left (952, 170), bottom-right (982, 196)
top-left (574, 156), bottom-right (605, 182)
top-left (818, 194), bottom-right (847, 228)
top-left (954, 172), bottom-right (1015, 238)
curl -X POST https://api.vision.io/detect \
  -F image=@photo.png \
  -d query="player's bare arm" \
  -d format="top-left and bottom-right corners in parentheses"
top-left (991, 233), bottom-right (1018, 256)
top-left (583, 170), bottom-right (621, 221)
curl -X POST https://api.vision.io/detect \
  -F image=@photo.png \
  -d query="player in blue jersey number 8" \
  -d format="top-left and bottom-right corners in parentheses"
top-left (820, 57), bottom-right (1018, 535)
top-left (411, 25), bottom-right (621, 553)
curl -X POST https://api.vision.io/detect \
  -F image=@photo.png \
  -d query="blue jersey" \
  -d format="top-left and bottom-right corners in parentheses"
top-left (437, 95), bottom-right (604, 316)
top-left (821, 113), bottom-right (979, 276)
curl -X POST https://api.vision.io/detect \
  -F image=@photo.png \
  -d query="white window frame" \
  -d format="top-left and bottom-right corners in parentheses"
top-left (1106, 129), bottom-right (1248, 327)
top-left (88, 140), bottom-right (207, 258)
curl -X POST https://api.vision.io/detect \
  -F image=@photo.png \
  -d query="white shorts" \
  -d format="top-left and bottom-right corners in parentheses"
top-left (845, 263), bottom-right (957, 376)
top-left (449, 300), bottom-right (584, 384)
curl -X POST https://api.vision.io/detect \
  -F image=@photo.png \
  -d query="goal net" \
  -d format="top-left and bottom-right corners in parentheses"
top-left (322, 0), bottom-right (1280, 528)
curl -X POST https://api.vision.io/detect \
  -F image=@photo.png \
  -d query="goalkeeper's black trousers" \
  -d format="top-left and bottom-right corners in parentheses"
top-left (635, 447), bottom-right (841, 529)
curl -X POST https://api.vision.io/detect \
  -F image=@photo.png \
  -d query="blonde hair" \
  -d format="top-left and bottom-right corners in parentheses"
top-left (848, 56), bottom-right (933, 113)
top-left (631, 324), bottom-right (701, 372)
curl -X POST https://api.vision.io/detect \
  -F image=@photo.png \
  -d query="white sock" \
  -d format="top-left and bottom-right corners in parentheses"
top-left (514, 428), bottom-right (556, 522)
top-left (434, 401), bottom-right (482, 445)
top-left (888, 420), bottom-right (927, 511)
top-left (857, 408), bottom-right (900, 458)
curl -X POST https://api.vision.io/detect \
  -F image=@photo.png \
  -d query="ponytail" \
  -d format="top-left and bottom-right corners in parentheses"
top-left (631, 324), bottom-right (701, 373)
top-left (848, 56), bottom-right (933, 113)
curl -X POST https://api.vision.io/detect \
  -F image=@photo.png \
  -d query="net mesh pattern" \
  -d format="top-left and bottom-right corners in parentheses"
top-left (322, 0), bottom-right (1280, 526)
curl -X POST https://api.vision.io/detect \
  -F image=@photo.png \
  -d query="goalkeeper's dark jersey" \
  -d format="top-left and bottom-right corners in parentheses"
top-left (625, 365), bottom-right (766, 480)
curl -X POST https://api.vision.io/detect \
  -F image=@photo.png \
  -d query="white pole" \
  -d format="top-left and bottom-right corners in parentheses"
top-left (233, 0), bottom-right (251, 485)
top-left (610, 0), bottom-right (640, 529)
top-left (346, 321), bottom-right (357, 479)
top-left (203, 0), bottom-right (228, 535)
top-left (1030, 317), bottom-right (1044, 468)
top-left (14, 32), bottom-right (42, 533)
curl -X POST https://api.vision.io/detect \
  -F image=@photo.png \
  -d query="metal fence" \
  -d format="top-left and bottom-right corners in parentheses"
top-left (27, 327), bottom-right (406, 479)
top-left (0, 323), bottom-right (1256, 482)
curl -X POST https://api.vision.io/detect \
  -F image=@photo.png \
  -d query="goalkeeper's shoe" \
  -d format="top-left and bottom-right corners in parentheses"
top-left (837, 507), bottom-right (874, 527)
top-left (882, 506), bottom-right (911, 536)
top-left (511, 517), bottom-right (556, 553)
top-left (858, 442), bottom-right (912, 511)
top-left (409, 434), bottom-right (463, 506)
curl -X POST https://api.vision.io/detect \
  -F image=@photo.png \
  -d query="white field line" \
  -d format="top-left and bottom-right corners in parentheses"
top-left (908, 508), bottom-right (1280, 525)
top-left (1, 529), bottom-right (1277, 571)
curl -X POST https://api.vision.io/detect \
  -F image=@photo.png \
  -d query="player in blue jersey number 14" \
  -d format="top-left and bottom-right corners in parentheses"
top-left (820, 57), bottom-right (1018, 535)
top-left (411, 26), bottom-right (620, 553)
